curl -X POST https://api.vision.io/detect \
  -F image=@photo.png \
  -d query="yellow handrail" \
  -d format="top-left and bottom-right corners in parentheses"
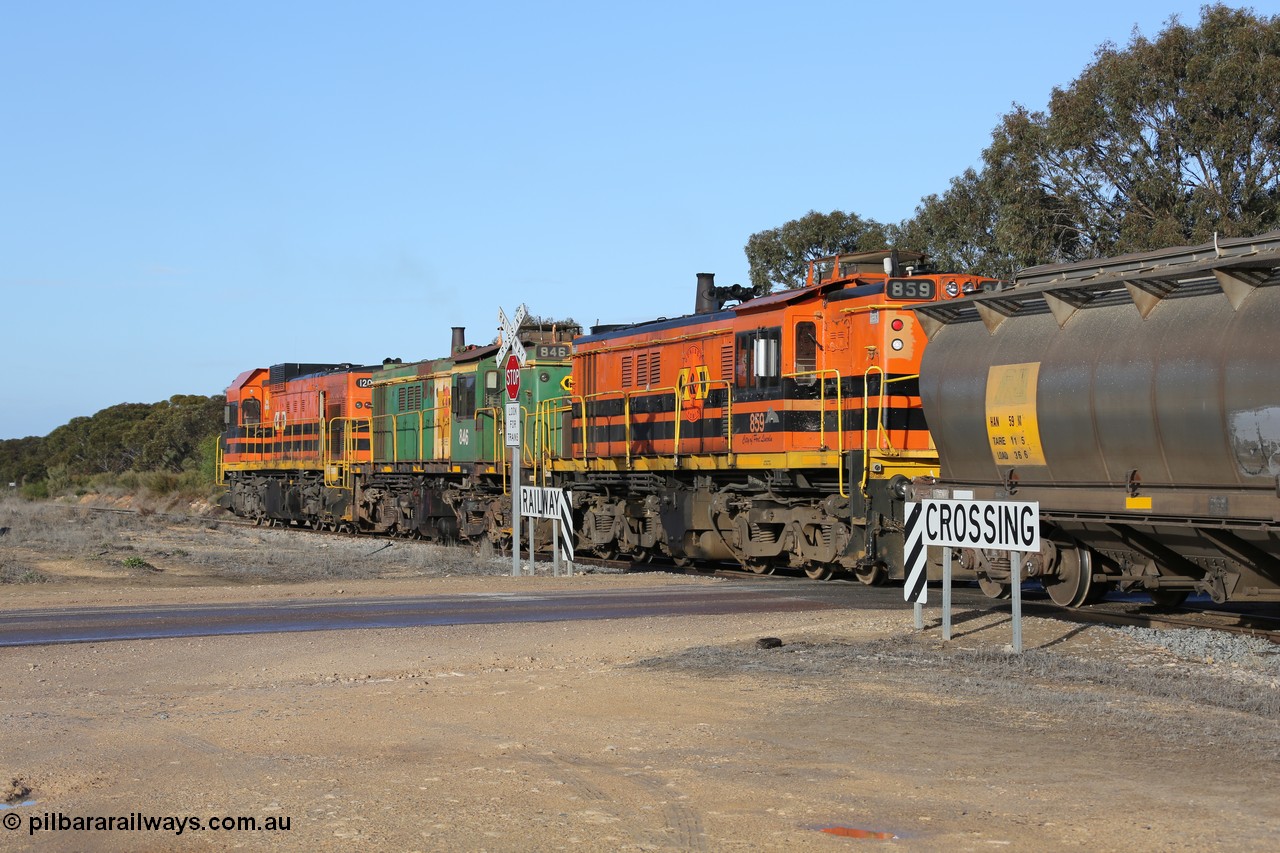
top-left (784, 369), bottom-right (846, 497)
top-left (562, 381), bottom-right (742, 463)
top-left (533, 397), bottom-right (575, 477)
top-left (619, 385), bottom-right (679, 464)
top-left (673, 376), bottom-right (734, 457)
top-left (860, 367), bottom-right (892, 492)
top-left (474, 407), bottom-right (505, 492)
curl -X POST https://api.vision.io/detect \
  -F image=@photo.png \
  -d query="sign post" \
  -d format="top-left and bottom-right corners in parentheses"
top-left (942, 546), bottom-right (953, 641)
top-left (496, 304), bottom-right (528, 578)
top-left (906, 498), bottom-right (1040, 653)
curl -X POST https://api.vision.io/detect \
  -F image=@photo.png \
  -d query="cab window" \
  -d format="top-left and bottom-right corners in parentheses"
top-left (794, 321), bottom-right (817, 386)
top-left (454, 375), bottom-right (476, 418)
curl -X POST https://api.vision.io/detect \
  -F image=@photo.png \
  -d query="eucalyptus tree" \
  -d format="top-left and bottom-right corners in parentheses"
top-left (906, 4), bottom-right (1280, 272)
top-left (744, 209), bottom-right (890, 294)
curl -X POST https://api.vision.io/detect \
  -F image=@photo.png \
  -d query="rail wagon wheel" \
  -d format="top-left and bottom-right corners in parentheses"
top-left (804, 564), bottom-right (834, 581)
top-left (854, 561), bottom-right (886, 586)
top-left (744, 559), bottom-right (776, 575)
top-left (977, 574), bottom-right (1012, 599)
top-left (1042, 546), bottom-right (1094, 608)
top-left (1147, 588), bottom-right (1189, 610)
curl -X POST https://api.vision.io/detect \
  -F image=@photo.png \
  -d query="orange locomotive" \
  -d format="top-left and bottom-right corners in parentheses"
top-left (543, 250), bottom-right (1002, 581)
top-left (219, 363), bottom-right (376, 527)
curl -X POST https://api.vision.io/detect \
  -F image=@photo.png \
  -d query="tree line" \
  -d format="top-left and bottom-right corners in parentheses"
top-left (1, 395), bottom-right (224, 499)
top-left (746, 5), bottom-right (1280, 290)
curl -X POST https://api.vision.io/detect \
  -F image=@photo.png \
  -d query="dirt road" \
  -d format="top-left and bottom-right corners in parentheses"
top-left (1, 501), bottom-right (1277, 850)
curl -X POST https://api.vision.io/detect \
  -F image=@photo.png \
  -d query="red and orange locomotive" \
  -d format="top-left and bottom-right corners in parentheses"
top-left (220, 363), bottom-right (376, 527)
top-left (542, 250), bottom-right (1001, 581)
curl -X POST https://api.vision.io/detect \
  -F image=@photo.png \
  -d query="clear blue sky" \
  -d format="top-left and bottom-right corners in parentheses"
top-left (0, 1), bottom-right (1227, 439)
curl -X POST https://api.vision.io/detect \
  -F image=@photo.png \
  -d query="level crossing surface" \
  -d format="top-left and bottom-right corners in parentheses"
top-left (0, 581), bottom-right (988, 648)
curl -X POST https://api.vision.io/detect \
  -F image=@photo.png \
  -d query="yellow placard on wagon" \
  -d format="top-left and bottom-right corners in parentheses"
top-left (985, 363), bottom-right (1047, 467)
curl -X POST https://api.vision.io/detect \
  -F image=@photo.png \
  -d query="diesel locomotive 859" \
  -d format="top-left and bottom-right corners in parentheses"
top-left (540, 251), bottom-right (1002, 581)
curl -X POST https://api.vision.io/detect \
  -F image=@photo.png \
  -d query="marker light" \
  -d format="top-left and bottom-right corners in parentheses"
top-left (890, 318), bottom-right (904, 331)
top-left (891, 339), bottom-right (904, 351)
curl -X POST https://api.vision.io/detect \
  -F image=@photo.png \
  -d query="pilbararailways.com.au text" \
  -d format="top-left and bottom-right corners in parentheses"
top-left (4, 811), bottom-right (291, 836)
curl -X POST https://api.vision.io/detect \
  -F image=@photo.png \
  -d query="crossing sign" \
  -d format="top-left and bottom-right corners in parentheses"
top-left (496, 304), bottom-right (528, 370)
top-left (905, 495), bottom-right (1041, 653)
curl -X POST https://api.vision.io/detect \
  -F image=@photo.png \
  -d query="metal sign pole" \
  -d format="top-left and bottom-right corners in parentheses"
top-left (552, 517), bottom-right (561, 577)
top-left (504, 448), bottom-right (514, 573)
top-left (942, 547), bottom-right (953, 642)
top-left (913, 601), bottom-right (923, 630)
top-left (528, 515), bottom-right (536, 575)
top-left (1011, 551), bottom-right (1023, 653)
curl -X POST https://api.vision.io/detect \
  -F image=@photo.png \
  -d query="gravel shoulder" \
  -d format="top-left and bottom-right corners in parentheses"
top-left (1, 498), bottom-right (1278, 851)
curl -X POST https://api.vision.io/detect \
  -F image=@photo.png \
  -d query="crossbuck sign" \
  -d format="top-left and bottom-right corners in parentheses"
top-left (495, 304), bottom-right (528, 370)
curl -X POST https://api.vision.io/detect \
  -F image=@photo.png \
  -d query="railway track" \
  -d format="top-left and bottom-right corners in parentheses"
top-left (82, 505), bottom-right (1280, 643)
top-left (1039, 600), bottom-right (1280, 645)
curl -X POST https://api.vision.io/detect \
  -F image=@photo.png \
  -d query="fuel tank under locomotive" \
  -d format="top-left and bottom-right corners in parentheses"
top-left (915, 233), bottom-right (1280, 605)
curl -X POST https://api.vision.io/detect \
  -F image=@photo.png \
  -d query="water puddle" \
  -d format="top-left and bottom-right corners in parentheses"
top-left (0, 800), bottom-right (36, 810)
top-left (820, 826), bottom-right (899, 840)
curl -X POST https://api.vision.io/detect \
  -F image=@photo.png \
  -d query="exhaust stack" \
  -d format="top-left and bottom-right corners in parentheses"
top-left (695, 272), bottom-right (755, 314)
top-left (451, 327), bottom-right (466, 353)
top-left (694, 273), bottom-right (718, 314)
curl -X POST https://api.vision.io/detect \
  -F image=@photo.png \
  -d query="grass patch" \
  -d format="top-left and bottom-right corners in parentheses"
top-left (0, 563), bottom-right (50, 584)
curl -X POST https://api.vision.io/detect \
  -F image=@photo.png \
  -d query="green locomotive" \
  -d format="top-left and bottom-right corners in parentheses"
top-left (351, 323), bottom-right (576, 547)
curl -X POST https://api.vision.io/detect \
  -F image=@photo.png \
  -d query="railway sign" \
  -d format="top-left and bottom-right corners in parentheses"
top-left (504, 401), bottom-right (520, 447)
top-left (919, 499), bottom-right (1039, 552)
top-left (504, 354), bottom-right (522, 400)
top-left (519, 486), bottom-right (575, 563)
top-left (495, 304), bottom-right (528, 371)
top-left (910, 497), bottom-right (1041, 653)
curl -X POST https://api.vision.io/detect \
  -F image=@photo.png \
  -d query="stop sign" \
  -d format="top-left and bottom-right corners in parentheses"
top-left (505, 354), bottom-right (521, 399)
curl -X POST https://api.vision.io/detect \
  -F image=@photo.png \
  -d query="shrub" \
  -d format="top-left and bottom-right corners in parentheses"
top-left (20, 481), bottom-right (48, 501)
